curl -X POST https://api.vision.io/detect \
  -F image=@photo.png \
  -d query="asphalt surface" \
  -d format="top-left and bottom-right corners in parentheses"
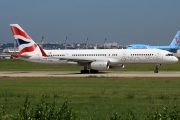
top-left (0, 71), bottom-right (180, 77)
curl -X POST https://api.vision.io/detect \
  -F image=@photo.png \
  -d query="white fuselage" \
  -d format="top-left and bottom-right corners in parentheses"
top-left (41, 49), bottom-right (178, 65)
top-left (17, 47), bottom-right (178, 72)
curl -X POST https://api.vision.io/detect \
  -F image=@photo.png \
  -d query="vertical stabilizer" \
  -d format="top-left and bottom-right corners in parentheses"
top-left (170, 31), bottom-right (180, 47)
top-left (10, 24), bottom-right (45, 58)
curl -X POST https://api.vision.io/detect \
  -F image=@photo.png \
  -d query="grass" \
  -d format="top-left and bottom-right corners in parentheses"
top-left (0, 59), bottom-right (179, 119)
top-left (0, 59), bottom-right (82, 71)
top-left (0, 58), bottom-right (180, 71)
top-left (0, 77), bottom-right (179, 119)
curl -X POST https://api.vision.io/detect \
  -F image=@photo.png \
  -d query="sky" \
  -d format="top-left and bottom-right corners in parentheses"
top-left (1, 0), bottom-right (180, 45)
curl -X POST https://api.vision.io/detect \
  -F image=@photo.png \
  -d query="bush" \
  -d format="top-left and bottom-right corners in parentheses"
top-left (109, 110), bottom-right (136, 120)
top-left (146, 105), bottom-right (180, 120)
top-left (109, 106), bottom-right (179, 120)
top-left (0, 96), bottom-right (179, 119)
top-left (10, 96), bottom-right (76, 120)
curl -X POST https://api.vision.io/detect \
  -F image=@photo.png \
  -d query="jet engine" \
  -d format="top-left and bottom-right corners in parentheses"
top-left (89, 61), bottom-right (109, 70)
top-left (110, 64), bottom-right (125, 69)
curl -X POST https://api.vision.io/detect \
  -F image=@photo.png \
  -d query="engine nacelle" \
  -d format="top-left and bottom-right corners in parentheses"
top-left (89, 61), bottom-right (109, 70)
top-left (110, 64), bottom-right (125, 69)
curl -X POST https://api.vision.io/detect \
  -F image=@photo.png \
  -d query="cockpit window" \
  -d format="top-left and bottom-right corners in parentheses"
top-left (166, 53), bottom-right (174, 56)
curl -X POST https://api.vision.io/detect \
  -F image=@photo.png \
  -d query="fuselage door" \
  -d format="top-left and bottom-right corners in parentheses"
top-left (121, 51), bottom-right (126, 63)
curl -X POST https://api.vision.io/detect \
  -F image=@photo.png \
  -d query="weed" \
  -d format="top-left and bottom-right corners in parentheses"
top-left (25, 94), bottom-right (35, 98)
top-left (146, 95), bottom-right (152, 99)
top-left (146, 105), bottom-right (180, 120)
top-left (101, 89), bottom-right (106, 94)
top-left (89, 95), bottom-right (101, 99)
top-left (127, 110), bottom-right (136, 120)
top-left (44, 93), bottom-right (50, 98)
top-left (0, 98), bottom-right (179, 119)
top-left (4, 98), bottom-right (7, 102)
top-left (109, 113), bottom-right (121, 120)
top-left (17, 97), bottom-right (33, 120)
top-left (0, 105), bottom-right (6, 119)
top-left (112, 91), bottom-right (118, 95)
top-left (8, 96), bottom-right (76, 120)
top-left (159, 94), bottom-right (169, 99)
top-left (17, 94), bottom-right (21, 98)
top-left (53, 93), bottom-right (60, 98)
top-left (173, 94), bottom-right (178, 100)
top-left (86, 75), bottom-right (98, 78)
top-left (165, 80), bottom-right (170, 83)
top-left (126, 92), bottom-right (135, 99)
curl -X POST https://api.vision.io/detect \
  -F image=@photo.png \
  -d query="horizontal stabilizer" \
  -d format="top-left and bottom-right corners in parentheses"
top-left (10, 53), bottom-right (31, 59)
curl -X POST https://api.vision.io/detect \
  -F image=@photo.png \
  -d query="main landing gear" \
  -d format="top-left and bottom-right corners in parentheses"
top-left (154, 64), bottom-right (161, 73)
top-left (80, 69), bottom-right (99, 74)
top-left (90, 69), bottom-right (99, 73)
top-left (81, 70), bottom-right (89, 74)
top-left (80, 65), bottom-right (99, 74)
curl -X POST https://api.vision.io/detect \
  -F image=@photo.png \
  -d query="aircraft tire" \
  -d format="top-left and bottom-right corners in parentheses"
top-left (81, 70), bottom-right (89, 74)
top-left (154, 70), bottom-right (158, 73)
top-left (90, 69), bottom-right (99, 73)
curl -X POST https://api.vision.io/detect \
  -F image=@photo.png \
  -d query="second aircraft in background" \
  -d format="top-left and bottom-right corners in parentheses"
top-left (127, 31), bottom-right (180, 53)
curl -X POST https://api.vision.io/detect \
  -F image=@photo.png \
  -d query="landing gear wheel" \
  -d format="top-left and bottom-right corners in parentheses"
top-left (81, 70), bottom-right (89, 74)
top-left (154, 65), bottom-right (159, 73)
top-left (154, 69), bottom-right (158, 73)
top-left (90, 69), bottom-right (99, 73)
top-left (80, 64), bottom-right (89, 74)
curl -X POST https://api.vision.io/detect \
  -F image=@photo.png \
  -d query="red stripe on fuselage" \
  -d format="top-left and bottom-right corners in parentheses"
top-left (10, 26), bottom-right (31, 40)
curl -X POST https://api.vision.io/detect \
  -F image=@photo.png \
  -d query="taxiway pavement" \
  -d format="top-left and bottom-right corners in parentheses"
top-left (0, 71), bottom-right (180, 77)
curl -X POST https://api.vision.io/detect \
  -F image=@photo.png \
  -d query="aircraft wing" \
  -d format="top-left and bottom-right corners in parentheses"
top-left (10, 53), bottom-right (31, 59)
top-left (59, 58), bottom-right (93, 63)
top-left (59, 57), bottom-right (120, 64)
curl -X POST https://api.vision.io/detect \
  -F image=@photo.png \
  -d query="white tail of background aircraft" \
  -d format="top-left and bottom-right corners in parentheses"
top-left (10, 24), bottom-right (178, 73)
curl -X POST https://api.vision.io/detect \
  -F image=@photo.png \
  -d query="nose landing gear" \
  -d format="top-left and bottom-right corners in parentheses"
top-left (154, 64), bottom-right (161, 73)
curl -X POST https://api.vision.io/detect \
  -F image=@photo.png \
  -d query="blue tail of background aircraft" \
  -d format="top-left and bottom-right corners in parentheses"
top-left (170, 31), bottom-right (180, 47)
top-left (127, 31), bottom-right (180, 53)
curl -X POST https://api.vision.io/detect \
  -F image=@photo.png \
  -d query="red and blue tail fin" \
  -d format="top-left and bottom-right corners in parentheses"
top-left (10, 24), bottom-right (37, 55)
top-left (10, 24), bottom-right (48, 59)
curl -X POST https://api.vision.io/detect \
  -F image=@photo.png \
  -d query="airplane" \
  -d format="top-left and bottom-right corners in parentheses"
top-left (10, 24), bottom-right (178, 73)
top-left (127, 31), bottom-right (180, 53)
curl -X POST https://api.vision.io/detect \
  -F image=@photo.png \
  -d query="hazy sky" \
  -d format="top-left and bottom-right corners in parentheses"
top-left (1, 0), bottom-right (180, 45)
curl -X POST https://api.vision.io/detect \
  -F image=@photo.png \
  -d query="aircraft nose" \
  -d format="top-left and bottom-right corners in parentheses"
top-left (173, 57), bottom-right (178, 63)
